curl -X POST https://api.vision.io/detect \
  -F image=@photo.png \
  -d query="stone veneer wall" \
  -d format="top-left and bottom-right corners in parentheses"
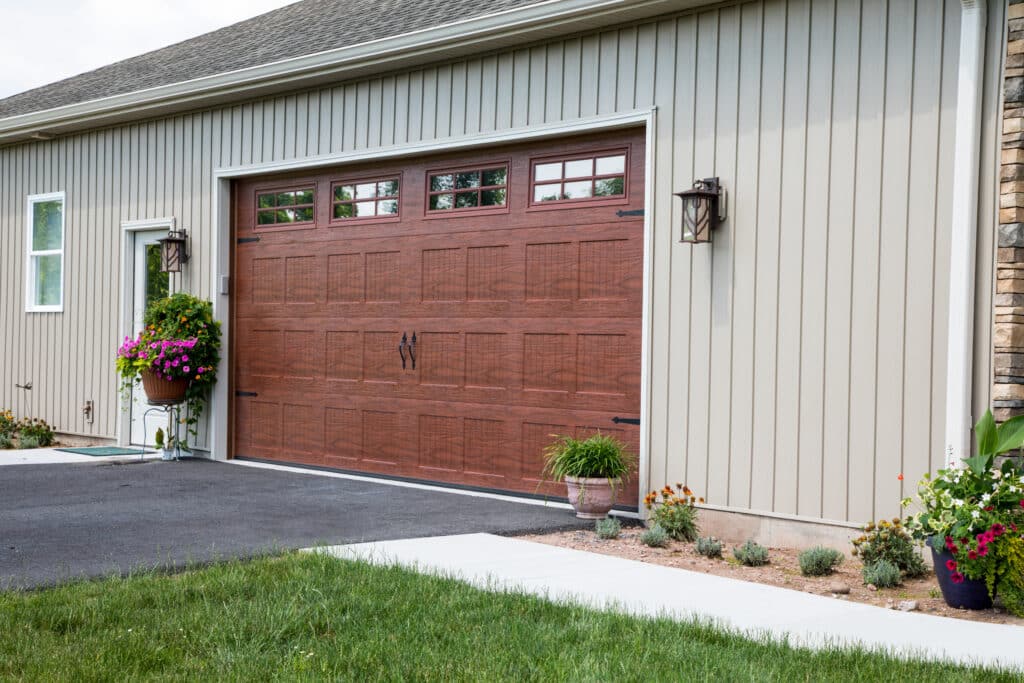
top-left (996, 1), bottom-right (1024, 421)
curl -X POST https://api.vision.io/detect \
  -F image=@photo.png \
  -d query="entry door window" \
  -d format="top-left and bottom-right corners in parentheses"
top-left (145, 243), bottom-right (169, 311)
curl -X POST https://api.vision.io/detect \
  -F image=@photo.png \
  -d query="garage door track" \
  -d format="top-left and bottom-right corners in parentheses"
top-left (0, 459), bottom-right (585, 590)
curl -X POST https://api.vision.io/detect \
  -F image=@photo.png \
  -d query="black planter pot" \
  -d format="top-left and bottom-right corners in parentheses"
top-left (928, 539), bottom-right (993, 610)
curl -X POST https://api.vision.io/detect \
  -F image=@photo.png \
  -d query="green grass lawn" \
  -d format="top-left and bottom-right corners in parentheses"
top-left (0, 552), bottom-right (1016, 682)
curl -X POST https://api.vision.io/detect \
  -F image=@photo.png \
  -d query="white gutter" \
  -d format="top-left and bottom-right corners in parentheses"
top-left (0, 0), bottom-right (688, 144)
top-left (945, 0), bottom-right (988, 463)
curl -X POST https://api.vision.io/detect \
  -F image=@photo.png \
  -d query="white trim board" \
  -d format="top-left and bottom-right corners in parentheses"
top-left (208, 109), bottom-right (657, 509)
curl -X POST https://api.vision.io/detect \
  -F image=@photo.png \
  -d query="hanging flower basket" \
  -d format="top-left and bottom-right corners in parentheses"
top-left (140, 369), bottom-right (189, 405)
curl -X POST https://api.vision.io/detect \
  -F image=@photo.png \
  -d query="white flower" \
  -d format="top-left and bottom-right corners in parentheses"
top-left (972, 510), bottom-right (981, 519)
top-left (982, 493), bottom-right (992, 503)
top-left (992, 470), bottom-right (1002, 479)
top-left (1011, 485), bottom-right (1019, 493)
top-left (952, 499), bottom-right (965, 507)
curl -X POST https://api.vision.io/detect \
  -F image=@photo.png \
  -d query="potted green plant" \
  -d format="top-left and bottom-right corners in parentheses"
top-left (542, 432), bottom-right (635, 519)
top-left (902, 410), bottom-right (1024, 614)
top-left (154, 427), bottom-right (175, 461)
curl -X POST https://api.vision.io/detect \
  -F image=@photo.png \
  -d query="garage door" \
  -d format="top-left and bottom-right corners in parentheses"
top-left (232, 130), bottom-right (644, 505)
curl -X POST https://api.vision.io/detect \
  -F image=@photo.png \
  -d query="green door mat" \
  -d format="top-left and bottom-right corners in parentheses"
top-left (55, 447), bottom-right (153, 456)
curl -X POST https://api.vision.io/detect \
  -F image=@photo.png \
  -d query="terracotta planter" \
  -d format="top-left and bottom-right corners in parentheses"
top-left (140, 369), bottom-right (189, 406)
top-left (928, 539), bottom-right (993, 610)
top-left (565, 476), bottom-right (620, 519)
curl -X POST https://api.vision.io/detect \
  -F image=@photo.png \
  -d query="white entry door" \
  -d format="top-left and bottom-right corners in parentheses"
top-left (129, 230), bottom-right (171, 446)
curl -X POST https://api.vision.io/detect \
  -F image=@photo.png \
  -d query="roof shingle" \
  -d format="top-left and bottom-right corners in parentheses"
top-left (0, 0), bottom-right (542, 119)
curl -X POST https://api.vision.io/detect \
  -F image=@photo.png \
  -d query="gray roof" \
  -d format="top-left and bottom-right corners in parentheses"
top-left (0, 0), bottom-right (542, 120)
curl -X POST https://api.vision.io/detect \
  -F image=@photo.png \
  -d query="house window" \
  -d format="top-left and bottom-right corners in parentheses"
top-left (26, 192), bottom-right (65, 312)
top-left (531, 151), bottom-right (627, 204)
top-left (332, 177), bottom-right (400, 220)
top-left (427, 166), bottom-right (508, 212)
top-left (256, 187), bottom-right (315, 227)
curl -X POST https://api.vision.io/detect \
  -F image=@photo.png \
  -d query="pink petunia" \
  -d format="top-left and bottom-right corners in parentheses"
top-left (945, 559), bottom-right (957, 571)
top-left (183, 366), bottom-right (190, 373)
top-left (951, 572), bottom-right (965, 584)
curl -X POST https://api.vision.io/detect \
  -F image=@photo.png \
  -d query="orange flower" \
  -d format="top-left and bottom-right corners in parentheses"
top-left (897, 473), bottom-right (904, 481)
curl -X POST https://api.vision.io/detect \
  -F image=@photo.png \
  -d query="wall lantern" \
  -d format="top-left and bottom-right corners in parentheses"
top-left (158, 229), bottom-right (190, 273)
top-left (675, 177), bottom-right (726, 244)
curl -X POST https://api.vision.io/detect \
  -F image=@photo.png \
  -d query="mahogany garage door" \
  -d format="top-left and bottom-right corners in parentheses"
top-left (232, 129), bottom-right (644, 505)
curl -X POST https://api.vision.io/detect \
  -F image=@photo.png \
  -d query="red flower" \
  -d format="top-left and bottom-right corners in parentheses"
top-left (984, 506), bottom-right (994, 512)
top-left (991, 523), bottom-right (1005, 537)
top-left (978, 545), bottom-right (989, 557)
top-left (945, 559), bottom-right (957, 571)
top-left (968, 550), bottom-right (978, 560)
top-left (897, 473), bottom-right (904, 481)
top-left (951, 572), bottom-right (965, 584)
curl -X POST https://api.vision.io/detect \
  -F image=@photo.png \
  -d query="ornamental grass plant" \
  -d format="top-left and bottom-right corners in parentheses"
top-left (541, 432), bottom-right (634, 481)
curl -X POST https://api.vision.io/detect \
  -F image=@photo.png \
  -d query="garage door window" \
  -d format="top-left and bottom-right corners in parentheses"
top-left (256, 187), bottom-right (315, 228)
top-left (530, 150), bottom-right (627, 206)
top-left (332, 177), bottom-right (400, 222)
top-left (427, 165), bottom-right (508, 213)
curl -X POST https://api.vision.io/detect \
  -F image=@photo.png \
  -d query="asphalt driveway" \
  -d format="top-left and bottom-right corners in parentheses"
top-left (0, 459), bottom-right (585, 589)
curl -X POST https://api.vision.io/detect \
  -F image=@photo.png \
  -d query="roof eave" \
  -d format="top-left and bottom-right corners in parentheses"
top-left (0, 0), bottom-right (690, 145)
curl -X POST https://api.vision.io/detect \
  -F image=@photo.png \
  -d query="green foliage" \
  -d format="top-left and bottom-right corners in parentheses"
top-left (851, 519), bottom-right (927, 578)
top-left (966, 409), bottom-right (1024, 476)
top-left (733, 540), bottom-right (769, 567)
top-left (541, 432), bottom-right (634, 481)
top-left (16, 418), bottom-right (54, 447)
top-left (594, 517), bottom-right (621, 540)
top-left (0, 554), bottom-right (1011, 681)
top-left (695, 536), bottom-right (723, 559)
top-left (798, 546), bottom-right (844, 577)
top-left (862, 560), bottom-right (902, 588)
top-left (644, 484), bottom-right (702, 542)
top-left (0, 409), bottom-right (15, 436)
top-left (154, 428), bottom-right (165, 449)
top-left (991, 535), bottom-right (1024, 618)
top-left (0, 433), bottom-right (13, 450)
top-left (640, 524), bottom-right (669, 548)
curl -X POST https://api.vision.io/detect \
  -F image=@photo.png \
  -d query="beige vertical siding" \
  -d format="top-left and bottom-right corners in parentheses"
top-left (0, 0), bottom-right (1001, 524)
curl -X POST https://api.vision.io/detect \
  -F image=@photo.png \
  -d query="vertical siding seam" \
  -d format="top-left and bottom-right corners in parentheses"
top-left (928, 0), bottom-right (947, 468)
top-left (726, 7), bottom-right (744, 508)
top-left (704, 8), bottom-right (722, 501)
top-left (870, 0), bottom-right (890, 519)
top-left (748, 2), bottom-right (765, 508)
top-left (795, 0), bottom-right (812, 516)
top-left (684, 17), bottom-right (697, 486)
top-left (771, 0), bottom-right (790, 513)
top-left (844, 0), bottom-right (864, 522)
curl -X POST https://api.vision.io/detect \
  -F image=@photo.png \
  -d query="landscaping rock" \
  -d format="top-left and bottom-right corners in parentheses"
top-left (829, 582), bottom-right (850, 595)
top-left (867, 584), bottom-right (878, 592)
top-left (898, 600), bottom-right (919, 612)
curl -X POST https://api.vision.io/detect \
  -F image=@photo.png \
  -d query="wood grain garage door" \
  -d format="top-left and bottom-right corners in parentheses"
top-left (232, 130), bottom-right (644, 505)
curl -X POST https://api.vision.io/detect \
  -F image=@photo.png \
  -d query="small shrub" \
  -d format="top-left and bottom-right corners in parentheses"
top-left (862, 560), bottom-right (902, 588)
top-left (851, 519), bottom-right (926, 578)
top-left (733, 540), bottom-right (770, 567)
top-left (154, 428), bottom-right (166, 449)
top-left (798, 546), bottom-right (844, 577)
top-left (17, 418), bottom-right (55, 447)
top-left (0, 433), bottom-right (13, 449)
top-left (643, 484), bottom-right (702, 542)
top-left (640, 524), bottom-right (669, 548)
top-left (18, 435), bottom-right (41, 450)
top-left (0, 409), bottom-right (15, 436)
top-left (696, 536), bottom-right (723, 559)
top-left (595, 517), bottom-right (621, 540)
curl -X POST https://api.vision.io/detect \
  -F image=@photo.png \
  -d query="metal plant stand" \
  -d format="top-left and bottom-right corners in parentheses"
top-left (142, 400), bottom-right (185, 461)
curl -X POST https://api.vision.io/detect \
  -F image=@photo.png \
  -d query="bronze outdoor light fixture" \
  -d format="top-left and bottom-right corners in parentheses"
top-left (158, 229), bottom-right (190, 273)
top-left (675, 177), bottom-right (726, 244)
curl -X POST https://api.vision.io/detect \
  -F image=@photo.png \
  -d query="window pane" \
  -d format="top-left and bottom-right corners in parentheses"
top-left (430, 174), bottom-right (453, 192)
top-left (564, 158), bottom-right (592, 178)
top-left (535, 162), bottom-right (562, 182)
top-left (430, 194), bottom-right (454, 210)
top-left (295, 207), bottom-right (315, 222)
top-left (276, 209), bottom-right (295, 223)
top-left (533, 183), bottom-right (561, 202)
top-left (481, 188), bottom-right (506, 206)
top-left (296, 189), bottom-right (314, 205)
top-left (482, 168), bottom-right (507, 186)
top-left (596, 155), bottom-right (625, 175)
top-left (456, 171), bottom-right (480, 189)
top-left (33, 254), bottom-right (61, 306)
top-left (355, 201), bottom-right (376, 217)
top-left (377, 199), bottom-right (398, 215)
top-left (355, 183), bottom-right (377, 200)
top-left (335, 185), bottom-right (354, 202)
top-left (145, 244), bottom-right (169, 310)
top-left (593, 177), bottom-right (625, 197)
top-left (32, 200), bottom-right (63, 251)
top-left (258, 193), bottom-right (275, 208)
top-left (257, 210), bottom-right (276, 225)
top-left (378, 179), bottom-right (399, 196)
top-left (562, 180), bottom-right (593, 199)
top-left (334, 203), bottom-right (355, 219)
top-left (455, 192), bottom-right (479, 208)
top-left (276, 191), bottom-right (296, 206)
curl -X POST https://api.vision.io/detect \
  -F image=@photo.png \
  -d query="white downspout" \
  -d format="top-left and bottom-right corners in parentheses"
top-left (945, 0), bottom-right (988, 463)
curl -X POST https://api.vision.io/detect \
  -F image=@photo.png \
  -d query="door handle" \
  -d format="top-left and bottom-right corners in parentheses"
top-left (409, 332), bottom-right (417, 370)
top-left (399, 333), bottom-right (407, 370)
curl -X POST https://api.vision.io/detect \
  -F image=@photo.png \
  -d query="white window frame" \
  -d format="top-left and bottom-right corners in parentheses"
top-left (25, 191), bottom-right (66, 312)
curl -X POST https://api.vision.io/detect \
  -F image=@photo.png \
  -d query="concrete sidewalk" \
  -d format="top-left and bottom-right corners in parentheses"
top-left (318, 533), bottom-right (1024, 672)
top-left (0, 447), bottom-right (158, 466)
